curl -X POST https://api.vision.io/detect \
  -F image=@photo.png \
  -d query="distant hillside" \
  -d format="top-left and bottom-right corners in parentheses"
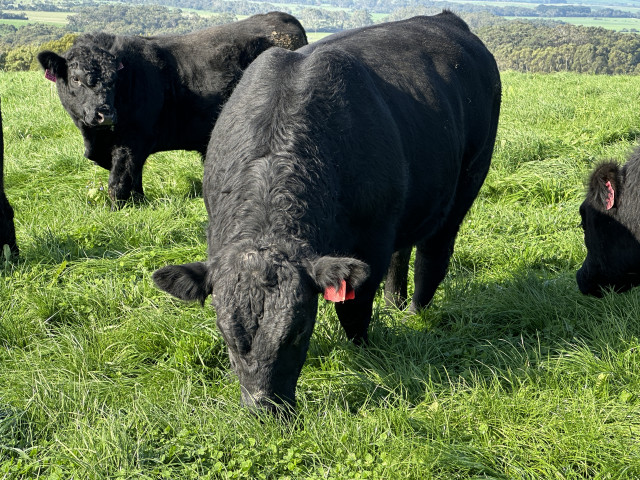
top-left (2, 1), bottom-right (640, 74)
top-left (477, 20), bottom-right (640, 74)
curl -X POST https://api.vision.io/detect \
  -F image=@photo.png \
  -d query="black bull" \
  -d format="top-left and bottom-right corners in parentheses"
top-left (37, 12), bottom-right (307, 204)
top-left (578, 148), bottom-right (640, 296)
top-left (154, 12), bottom-right (502, 412)
top-left (0, 99), bottom-right (18, 256)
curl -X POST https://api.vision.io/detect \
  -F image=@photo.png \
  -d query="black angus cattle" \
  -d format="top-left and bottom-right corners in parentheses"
top-left (37, 12), bottom-right (307, 204)
top-left (577, 147), bottom-right (640, 296)
top-left (0, 100), bottom-right (18, 256)
top-left (153, 12), bottom-right (502, 412)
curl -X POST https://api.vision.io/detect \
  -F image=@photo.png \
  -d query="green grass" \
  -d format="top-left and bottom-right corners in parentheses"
top-left (2, 70), bottom-right (640, 478)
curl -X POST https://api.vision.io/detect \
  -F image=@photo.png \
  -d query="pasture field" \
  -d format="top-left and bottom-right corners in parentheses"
top-left (1, 71), bottom-right (640, 478)
top-left (505, 15), bottom-right (640, 31)
top-left (0, 11), bottom-right (70, 28)
top-left (5, 6), bottom-right (640, 36)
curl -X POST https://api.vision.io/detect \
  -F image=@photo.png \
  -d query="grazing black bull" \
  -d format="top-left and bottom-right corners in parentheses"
top-left (153, 12), bottom-right (501, 412)
top-left (0, 100), bottom-right (18, 256)
top-left (37, 12), bottom-right (307, 204)
top-left (577, 147), bottom-right (640, 296)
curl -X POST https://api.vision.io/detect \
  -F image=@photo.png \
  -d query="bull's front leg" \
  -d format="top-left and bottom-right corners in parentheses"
top-left (334, 260), bottom-right (389, 345)
top-left (108, 145), bottom-right (146, 206)
top-left (334, 293), bottom-right (375, 346)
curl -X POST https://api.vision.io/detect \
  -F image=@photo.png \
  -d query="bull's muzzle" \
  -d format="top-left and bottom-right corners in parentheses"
top-left (240, 387), bottom-right (295, 416)
top-left (97, 111), bottom-right (116, 126)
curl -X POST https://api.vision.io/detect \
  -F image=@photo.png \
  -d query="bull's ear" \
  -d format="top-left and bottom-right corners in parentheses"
top-left (588, 162), bottom-right (620, 211)
top-left (153, 262), bottom-right (212, 305)
top-left (309, 256), bottom-right (370, 302)
top-left (37, 50), bottom-right (67, 82)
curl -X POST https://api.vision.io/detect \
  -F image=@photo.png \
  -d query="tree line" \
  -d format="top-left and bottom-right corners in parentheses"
top-left (67, 4), bottom-right (236, 35)
top-left (476, 19), bottom-right (640, 75)
top-left (2, 3), bottom-right (640, 75)
top-left (0, 4), bottom-right (237, 70)
top-left (385, 7), bottom-right (640, 75)
top-left (0, 10), bottom-right (25, 19)
top-left (6, 0), bottom-right (640, 18)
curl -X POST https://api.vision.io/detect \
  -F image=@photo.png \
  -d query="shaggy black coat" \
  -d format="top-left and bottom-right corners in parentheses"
top-left (578, 146), bottom-right (640, 296)
top-left (37, 12), bottom-right (307, 204)
top-left (154, 12), bottom-right (502, 412)
top-left (0, 100), bottom-right (17, 256)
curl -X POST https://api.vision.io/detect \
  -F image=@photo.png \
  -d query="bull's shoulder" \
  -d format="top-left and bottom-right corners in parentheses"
top-left (109, 35), bottom-right (167, 66)
top-left (74, 32), bottom-right (117, 50)
top-left (303, 12), bottom-right (477, 59)
top-left (431, 10), bottom-right (471, 32)
top-left (70, 32), bottom-right (161, 64)
top-left (244, 45), bottom-right (362, 93)
top-left (240, 11), bottom-right (304, 30)
top-left (167, 12), bottom-right (304, 42)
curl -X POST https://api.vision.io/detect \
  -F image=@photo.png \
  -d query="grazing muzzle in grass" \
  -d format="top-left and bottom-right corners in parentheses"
top-left (153, 243), bottom-right (369, 414)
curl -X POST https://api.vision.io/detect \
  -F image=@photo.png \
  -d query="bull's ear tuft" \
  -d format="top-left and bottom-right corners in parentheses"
top-left (37, 50), bottom-right (68, 81)
top-left (310, 256), bottom-right (370, 302)
top-left (153, 262), bottom-right (212, 305)
top-left (588, 162), bottom-right (620, 212)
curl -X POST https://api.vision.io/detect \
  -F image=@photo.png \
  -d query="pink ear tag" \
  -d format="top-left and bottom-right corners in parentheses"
top-left (117, 62), bottom-right (124, 71)
top-left (324, 280), bottom-right (355, 302)
top-left (44, 69), bottom-right (57, 82)
top-left (605, 180), bottom-right (615, 210)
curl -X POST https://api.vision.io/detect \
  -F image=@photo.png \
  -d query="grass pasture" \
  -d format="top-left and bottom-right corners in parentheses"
top-left (505, 15), bottom-right (640, 32)
top-left (0, 11), bottom-right (70, 28)
top-left (1, 71), bottom-right (640, 478)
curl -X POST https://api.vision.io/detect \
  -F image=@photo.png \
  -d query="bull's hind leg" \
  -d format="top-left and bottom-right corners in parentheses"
top-left (384, 248), bottom-right (411, 308)
top-left (409, 235), bottom-right (456, 312)
top-left (108, 145), bottom-right (145, 205)
top-left (410, 148), bottom-right (494, 312)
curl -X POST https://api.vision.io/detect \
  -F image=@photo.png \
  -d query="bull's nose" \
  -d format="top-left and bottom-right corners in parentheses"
top-left (97, 112), bottom-right (115, 126)
top-left (241, 389), bottom-right (295, 415)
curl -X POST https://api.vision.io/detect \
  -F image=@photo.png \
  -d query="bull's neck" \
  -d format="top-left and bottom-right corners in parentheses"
top-left (214, 154), bottom-right (336, 252)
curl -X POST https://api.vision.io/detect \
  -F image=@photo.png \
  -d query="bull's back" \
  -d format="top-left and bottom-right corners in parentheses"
top-left (295, 13), bottom-right (500, 238)
top-left (299, 13), bottom-right (500, 158)
top-left (206, 13), bottom-right (500, 250)
top-left (152, 12), bottom-right (306, 73)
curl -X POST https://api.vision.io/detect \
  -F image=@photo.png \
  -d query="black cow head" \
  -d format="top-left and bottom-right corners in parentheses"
top-left (38, 45), bottom-right (121, 129)
top-left (577, 161), bottom-right (640, 296)
top-left (153, 242), bottom-right (369, 413)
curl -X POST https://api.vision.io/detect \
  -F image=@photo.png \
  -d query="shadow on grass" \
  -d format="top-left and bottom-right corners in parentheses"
top-left (23, 231), bottom-right (128, 263)
top-left (304, 268), bottom-right (640, 412)
top-left (22, 216), bottom-right (206, 265)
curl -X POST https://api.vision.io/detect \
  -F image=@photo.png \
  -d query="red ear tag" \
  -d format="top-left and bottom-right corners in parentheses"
top-left (323, 279), bottom-right (355, 302)
top-left (44, 69), bottom-right (57, 82)
top-left (605, 180), bottom-right (615, 210)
